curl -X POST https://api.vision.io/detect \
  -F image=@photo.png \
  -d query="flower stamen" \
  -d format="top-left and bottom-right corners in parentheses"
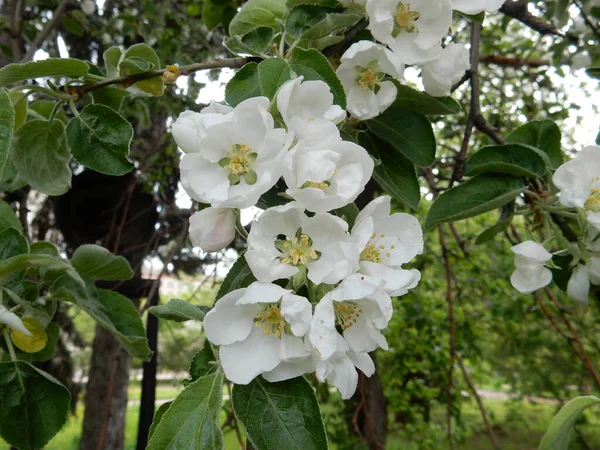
top-left (334, 301), bottom-right (363, 330)
top-left (279, 234), bottom-right (319, 266)
top-left (395, 2), bottom-right (420, 33)
top-left (254, 304), bottom-right (286, 337)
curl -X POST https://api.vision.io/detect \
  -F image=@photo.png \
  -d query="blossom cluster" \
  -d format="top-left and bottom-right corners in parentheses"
top-left (333, 0), bottom-right (505, 119)
top-left (173, 77), bottom-right (423, 398)
top-left (510, 145), bottom-right (600, 304)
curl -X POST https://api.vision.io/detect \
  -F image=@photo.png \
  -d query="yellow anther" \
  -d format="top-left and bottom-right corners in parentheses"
top-left (303, 181), bottom-right (330, 190)
top-left (358, 69), bottom-right (378, 90)
top-left (334, 302), bottom-right (362, 330)
top-left (586, 188), bottom-right (600, 209)
top-left (279, 235), bottom-right (319, 266)
top-left (361, 244), bottom-right (381, 263)
top-left (255, 305), bottom-right (286, 337)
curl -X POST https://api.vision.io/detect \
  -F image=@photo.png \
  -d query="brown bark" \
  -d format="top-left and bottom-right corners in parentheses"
top-left (80, 327), bottom-right (133, 450)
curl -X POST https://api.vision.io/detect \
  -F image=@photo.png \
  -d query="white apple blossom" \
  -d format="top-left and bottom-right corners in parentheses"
top-left (450, 0), bottom-right (505, 14)
top-left (421, 44), bottom-right (471, 97)
top-left (315, 334), bottom-right (375, 399)
top-left (351, 196), bottom-right (423, 295)
top-left (0, 305), bottom-right (31, 336)
top-left (277, 77), bottom-right (346, 146)
top-left (309, 274), bottom-right (392, 360)
top-left (366, 0), bottom-right (453, 65)
top-left (245, 203), bottom-right (360, 285)
top-left (203, 282), bottom-right (312, 384)
top-left (171, 101), bottom-right (233, 154)
top-left (553, 145), bottom-right (600, 230)
top-left (282, 139), bottom-right (374, 213)
top-left (179, 97), bottom-right (292, 209)
top-left (336, 40), bottom-right (404, 120)
top-left (188, 207), bottom-right (236, 252)
top-left (510, 241), bottom-right (553, 294)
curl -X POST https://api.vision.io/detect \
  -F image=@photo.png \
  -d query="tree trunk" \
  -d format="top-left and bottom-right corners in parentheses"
top-left (79, 326), bottom-right (133, 450)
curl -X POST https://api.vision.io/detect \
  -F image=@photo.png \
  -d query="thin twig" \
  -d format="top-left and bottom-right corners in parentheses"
top-left (438, 225), bottom-right (455, 450)
top-left (71, 58), bottom-right (253, 98)
top-left (21, 0), bottom-right (71, 62)
top-left (500, 0), bottom-right (564, 37)
top-left (455, 352), bottom-right (500, 450)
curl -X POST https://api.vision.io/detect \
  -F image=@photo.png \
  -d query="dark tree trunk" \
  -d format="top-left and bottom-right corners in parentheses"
top-left (80, 327), bottom-right (133, 450)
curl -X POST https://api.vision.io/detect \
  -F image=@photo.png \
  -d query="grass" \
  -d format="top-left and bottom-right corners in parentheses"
top-left (2, 392), bottom-right (600, 449)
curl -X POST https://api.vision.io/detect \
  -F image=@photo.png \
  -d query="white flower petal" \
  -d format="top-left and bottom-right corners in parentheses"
top-left (0, 306), bottom-right (31, 336)
top-left (237, 282), bottom-right (291, 305)
top-left (203, 289), bottom-right (259, 346)
top-left (568, 265), bottom-right (591, 304)
top-left (281, 294), bottom-right (313, 336)
top-left (188, 208), bottom-right (236, 252)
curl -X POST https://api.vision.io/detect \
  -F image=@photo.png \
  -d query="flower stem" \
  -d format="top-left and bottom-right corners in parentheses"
top-left (3, 331), bottom-right (17, 362)
top-left (307, 280), bottom-right (317, 304)
top-left (236, 214), bottom-right (249, 240)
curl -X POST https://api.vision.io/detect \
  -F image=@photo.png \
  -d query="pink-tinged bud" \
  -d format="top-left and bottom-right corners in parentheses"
top-left (189, 207), bottom-right (236, 252)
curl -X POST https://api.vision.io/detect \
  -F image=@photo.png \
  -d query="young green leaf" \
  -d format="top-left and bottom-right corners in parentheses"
top-left (0, 199), bottom-right (22, 233)
top-left (103, 46), bottom-right (122, 78)
top-left (11, 119), bottom-right (72, 195)
top-left (0, 89), bottom-right (14, 184)
top-left (70, 244), bottom-right (134, 280)
top-left (232, 377), bottom-right (328, 450)
top-left (366, 106), bottom-right (436, 168)
top-left (465, 143), bottom-right (548, 178)
top-left (9, 90), bottom-right (27, 130)
top-left (0, 227), bottom-right (29, 261)
top-left (0, 361), bottom-right (70, 450)
top-left (66, 104), bottom-right (134, 175)
top-left (506, 120), bottom-right (563, 169)
top-left (119, 44), bottom-right (164, 96)
top-left (359, 132), bottom-right (420, 210)
top-left (290, 47), bottom-right (346, 108)
top-left (425, 174), bottom-right (526, 229)
top-left (225, 27), bottom-right (274, 57)
top-left (0, 254), bottom-right (77, 282)
top-left (29, 241), bottom-right (59, 256)
top-left (147, 371), bottom-right (225, 450)
top-left (258, 58), bottom-right (295, 99)
top-left (13, 322), bottom-right (61, 363)
top-left (539, 396), bottom-right (600, 450)
top-left (228, 0), bottom-right (285, 36)
top-left (51, 276), bottom-right (151, 360)
top-left (0, 58), bottom-right (89, 86)
top-left (189, 340), bottom-right (217, 379)
top-left (148, 298), bottom-right (210, 322)
top-left (216, 255), bottom-right (256, 299)
top-left (392, 84), bottom-right (461, 116)
top-left (147, 401), bottom-right (173, 441)
top-left (225, 62), bottom-right (262, 107)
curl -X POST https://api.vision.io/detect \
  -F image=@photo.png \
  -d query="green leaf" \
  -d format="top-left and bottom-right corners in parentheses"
top-left (225, 27), bottom-right (275, 57)
top-left (0, 89), bottom-right (14, 185)
top-left (229, 0), bottom-right (285, 36)
top-left (66, 103), bottom-right (134, 175)
top-left (334, 202), bottom-right (360, 228)
top-left (290, 47), bottom-right (346, 108)
top-left (28, 99), bottom-right (68, 124)
top-left (359, 132), bottom-right (420, 210)
top-left (474, 218), bottom-right (512, 245)
top-left (392, 84), bottom-right (461, 116)
top-left (217, 255), bottom-right (256, 300)
top-left (8, 91), bottom-right (27, 132)
top-left (286, 5), bottom-right (360, 42)
top-left (189, 340), bottom-right (217, 379)
top-left (91, 87), bottom-right (129, 112)
top-left (465, 143), bottom-right (548, 178)
top-left (586, 67), bottom-right (600, 80)
top-left (70, 244), bottom-right (133, 280)
top-left (425, 174), bottom-right (526, 229)
top-left (367, 106), bottom-right (436, 168)
top-left (0, 227), bottom-right (28, 261)
top-left (148, 401), bottom-right (173, 441)
top-left (539, 396), bottom-right (600, 450)
top-left (225, 62), bottom-right (262, 107)
top-left (103, 46), bottom-right (122, 78)
top-left (204, 0), bottom-right (232, 29)
top-left (0, 58), bottom-right (89, 86)
top-left (148, 298), bottom-right (210, 322)
top-left (0, 254), bottom-right (77, 282)
top-left (11, 119), bottom-right (72, 195)
top-left (233, 377), bottom-right (328, 450)
top-left (119, 44), bottom-right (164, 96)
top-left (30, 241), bottom-right (59, 256)
top-left (0, 361), bottom-right (70, 450)
top-left (147, 371), bottom-right (225, 450)
top-left (258, 58), bottom-right (294, 99)
top-left (0, 200), bottom-right (21, 233)
top-left (52, 276), bottom-right (151, 360)
top-left (506, 120), bottom-right (563, 169)
top-left (15, 322), bottom-right (60, 363)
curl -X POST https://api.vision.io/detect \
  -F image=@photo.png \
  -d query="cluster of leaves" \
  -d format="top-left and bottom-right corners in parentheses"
top-left (0, 201), bottom-right (149, 450)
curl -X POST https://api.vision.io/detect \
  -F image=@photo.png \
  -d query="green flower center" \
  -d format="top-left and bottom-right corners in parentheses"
top-left (586, 187), bottom-right (600, 210)
top-left (219, 143), bottom-right (258, 185)
top-left (394, 2), bottom-right (420, 34)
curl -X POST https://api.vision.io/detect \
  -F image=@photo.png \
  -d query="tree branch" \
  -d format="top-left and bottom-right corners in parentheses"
top-left (480, 55), bottom-right (550, 68)
top-left (20, 0), bottom-right (71, 63)
top-left (500, 0), bottom-right (564, 37)
top-left (70, 57), bottom-right (256, 99)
